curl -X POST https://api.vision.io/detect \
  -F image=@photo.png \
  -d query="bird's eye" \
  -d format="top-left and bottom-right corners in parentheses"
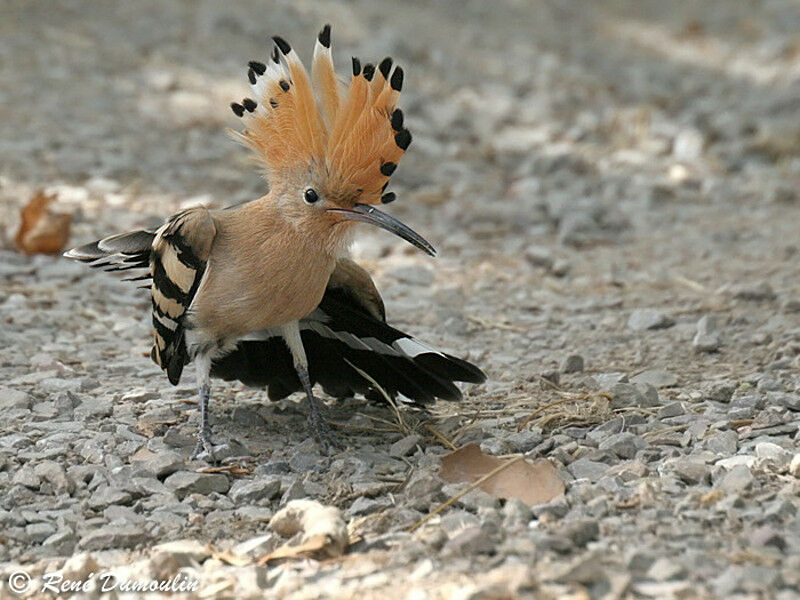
top-left (304, 188), bottom-right (320, 204)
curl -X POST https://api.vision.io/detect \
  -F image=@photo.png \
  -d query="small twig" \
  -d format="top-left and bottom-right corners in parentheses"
top-left (408, 456), bottom-right (524, 533)
top-left (517, 397), bottom-right (575, 431)
top-left (345, 359), bottom-right (409, 434)
top-left (197, 464), bottom-right (250, 476)
top-left (642, 424), bottom-right (689, 439)
top-left (671, 274), bottom-right (707, 293)
top-left (424, 423), bottom-right (457, 450)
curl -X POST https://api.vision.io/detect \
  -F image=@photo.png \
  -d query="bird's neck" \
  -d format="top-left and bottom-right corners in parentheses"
top-left (243, 193), bottom-right (353, 259)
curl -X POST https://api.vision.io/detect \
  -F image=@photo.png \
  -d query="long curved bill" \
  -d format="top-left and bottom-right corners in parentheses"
top-left (327, 203), bottom-right (436, 256)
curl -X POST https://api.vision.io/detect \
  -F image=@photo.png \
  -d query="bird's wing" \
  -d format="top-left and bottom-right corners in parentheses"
top-left (63, 229), bottom-right (156, 282)
top-left (149, 207), bottom-right (216, 385)
top-left (64, 208), bottom-right (217, 385)
top-left (211, 259), bottom-right (485, 404)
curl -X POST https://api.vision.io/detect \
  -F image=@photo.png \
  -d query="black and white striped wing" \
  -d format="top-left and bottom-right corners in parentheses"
top-left (63, 229), bottom-right (156, 282)
top-left (210, 285), bottom-right (486, 404)
top-left (149, 208), bottom-right (216, 385)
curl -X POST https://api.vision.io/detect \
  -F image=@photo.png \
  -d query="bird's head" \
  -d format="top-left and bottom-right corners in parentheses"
top-left (230, 26), bottom-right (435, 257)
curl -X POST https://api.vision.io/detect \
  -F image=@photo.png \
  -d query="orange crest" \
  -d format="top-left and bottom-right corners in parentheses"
top-left (230, 25), bottom-right (410, 205)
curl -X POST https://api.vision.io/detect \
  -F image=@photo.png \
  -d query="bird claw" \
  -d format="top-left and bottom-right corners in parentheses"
top-left (191, 426), bottom-right (217, 462)
top-left (307, 396), bottom-right (341, 454)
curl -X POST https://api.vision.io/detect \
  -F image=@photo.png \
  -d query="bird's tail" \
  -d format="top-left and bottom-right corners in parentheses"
top-left (63, 230), bottom-right (155, 282)
top-left (212, 286), bottom-right (487, 405)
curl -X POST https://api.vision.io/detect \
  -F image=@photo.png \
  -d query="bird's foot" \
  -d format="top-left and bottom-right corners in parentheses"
top-left (307, 395), bottom-right (341, 454)
top-left (191, 425), bottom-right (217, 462)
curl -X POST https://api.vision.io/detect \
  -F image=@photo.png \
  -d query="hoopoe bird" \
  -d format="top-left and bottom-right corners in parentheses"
top-left (65, 26), bottom-right (485, 458)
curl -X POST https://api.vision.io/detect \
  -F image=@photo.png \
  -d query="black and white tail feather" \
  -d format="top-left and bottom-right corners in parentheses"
top-left (65, 229), bottom-right (485, 405)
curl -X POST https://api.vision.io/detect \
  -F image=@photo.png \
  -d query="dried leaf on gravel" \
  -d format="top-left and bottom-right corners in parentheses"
top-left (14, 190), bottom-right (71, 255)
top-left (439, 443), bottom-right (565, 506)
top-left (258, 499), bottom-right (348, 564)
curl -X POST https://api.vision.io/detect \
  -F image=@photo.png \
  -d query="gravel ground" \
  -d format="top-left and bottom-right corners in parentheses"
top-left (2, 1), bottom-right (800, 598)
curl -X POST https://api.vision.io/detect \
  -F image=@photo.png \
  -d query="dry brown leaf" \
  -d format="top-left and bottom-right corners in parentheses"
top-left (257, 500), bottom-right (348, 564)
top-left (14, 190), bottom-right (71, 255)
top-left (439, 443), bottom-right (564, 506)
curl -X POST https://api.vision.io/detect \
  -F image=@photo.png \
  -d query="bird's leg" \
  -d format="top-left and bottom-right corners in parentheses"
top-left (191, 354), bottom-right (216, 460)
top-left (297, 364), bottom-right (339, 452)
top-left (279, 322), bottom-right (340, 452)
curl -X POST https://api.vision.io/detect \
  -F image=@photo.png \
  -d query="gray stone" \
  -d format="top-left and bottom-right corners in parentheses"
top-left (757, 374), bottom-right (782, 392)
top-left (440, 509), bottom-right (481, 533)
top-left (26, 522), bottom-right (57, 543)
top-left (280, 479), bottom-right (306, 504)
top-left (608, 383), bottom-right (659, 408)
top-left (704, 430), bottom-right (738, 455)
top-left (755, 442), bottom-right (791, 464)
top-left (405, 472), bottom-right (445, 510)
top-left (647, 557), bottom-right (688, 581)
top-left (89, 486), bottom-right (133, 510)
top-left (693, 315), bottom-right (721, 352)
top-left (593, 372), bottom-right (628, 388)
top-left (552, 552), bottom-right (606, 584)
top-left (120, 388), bottom-right (160, 403)
top-left (506, 429), bottom-right (543, 453)
top-left (551, 258), bottom-right (571, 277)
top-left (211, 440), bottom-right (251, 462)
top-left (228, 478), bottom-right (281, 505)
top-left (557, 206), bottom-right (630, 248)
top-left (768, 184), bottom-right (797, 204)
top-left (717, 455), bottom-right (756, 470)
top-left (254, 461), bottom-right (290, 476)
top-left (568, 458), bottom-right (608, 481)
top-left (750, 525), bottom-right (786, 551)
top-left (789, 454), bottom-right (800, 477)
top-left (524, 245), bottom-right (553, 268)
top-left (705, 381), bottom-right (736, 403)
top-left (502, 499), bottom-right (533, 528)
top-left (40, 378), bottom-right (83, 394)
top-left (657, 402), bottom-right (685, 419)
top-left (560, 354), bottom-right (584, 374)
top-left (733, 282), bottom-right (776, 302)
top-left (0, 387), bottom-right (32, 410)
top-left (670, 459), bottom-right (710, 484)
top-left (442, 525), bottom-right (495, 556)
top-left (289, 450), bottom-right (326, 472)
top-left (12, 466), bottom-right (41, 489)
top-left (389, 434), bottom-right (422, 458)
top-left (598, 432), bottom-right (644, 459)
top-left (35, 460), bottom-right (72, 495)
top-left (714, 565), bottom-right (779, 596)
top-left (152, 539), bottom-right (213, 562)
top-left (232, 406), bottom-right (264, 426)
top-left (716, 464), bottom-right (754, 493)
top-left (79, 523), bottom-right (149, 550)
top-left (164, 471), bottom-right (230, 499)
top-left (564, 519), bottom-right (599, 548)
top-left (74, 397), bottom-right (113, 420)
top-left (630, 369), bottom-right (678, 388)
top-left (673, 128), bottom-right (704, 161)
top-left (628, 309), bottom-right (674, 331)
top-left (42, 530), bottom-right (77, 554)
top-left (770, 392), bottom-right (800, 411)
top-left (345, 495), bottom-right (393, 517)
top-left (137, 451), bottom-right (185, 478)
